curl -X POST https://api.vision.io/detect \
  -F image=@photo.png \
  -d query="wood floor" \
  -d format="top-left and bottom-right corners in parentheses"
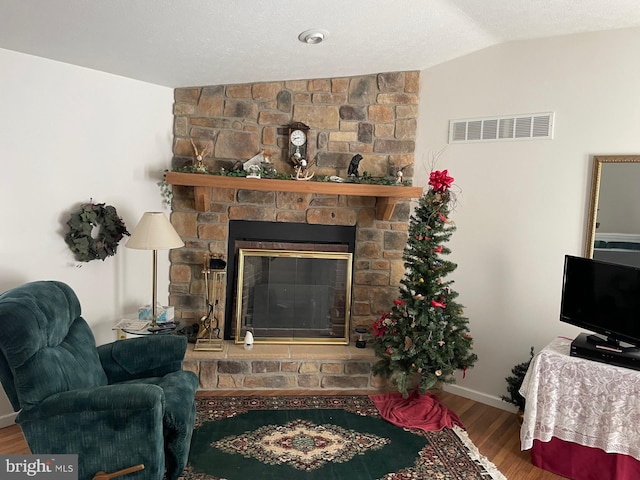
top-left (0, 390), bottom-right (564, 479)
top-left (436, 390), bottom-right (564, 480)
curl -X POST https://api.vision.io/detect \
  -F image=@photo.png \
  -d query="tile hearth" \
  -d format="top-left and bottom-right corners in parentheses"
top-left (183, 342), bottom-right (387, 392)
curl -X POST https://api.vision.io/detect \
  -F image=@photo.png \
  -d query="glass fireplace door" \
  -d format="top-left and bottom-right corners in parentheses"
top-left (235, 249), bottom-right (352, 345)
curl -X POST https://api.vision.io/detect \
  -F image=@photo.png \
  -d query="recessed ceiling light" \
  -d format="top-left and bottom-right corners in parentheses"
top-left (298, 29), bottom-right (329, 45)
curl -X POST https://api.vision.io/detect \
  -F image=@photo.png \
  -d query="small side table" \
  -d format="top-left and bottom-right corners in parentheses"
top-left (115, 318), bottom-right (178, 339)
top-left (122, 324), bottom-right (177, 336)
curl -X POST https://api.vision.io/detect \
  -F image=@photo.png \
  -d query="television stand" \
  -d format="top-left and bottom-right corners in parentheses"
top-left (522, 337), bottom-right (640, 480)
top-left (571, 333), bottom-right (640, 370)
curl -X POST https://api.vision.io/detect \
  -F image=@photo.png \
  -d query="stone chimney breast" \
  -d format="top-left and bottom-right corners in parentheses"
top-left (171, 71), bottom-right (420, 338)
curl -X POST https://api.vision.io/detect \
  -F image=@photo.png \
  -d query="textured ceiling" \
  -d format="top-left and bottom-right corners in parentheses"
top-left (1, 0), bottom-right (639, 88)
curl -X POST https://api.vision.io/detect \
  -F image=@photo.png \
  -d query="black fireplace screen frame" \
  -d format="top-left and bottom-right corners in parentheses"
top-left (224, 220), bottom-right (356, 342)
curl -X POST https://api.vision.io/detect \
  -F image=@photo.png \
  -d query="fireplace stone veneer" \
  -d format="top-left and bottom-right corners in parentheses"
top-left (182, 342), bottom-right (388, 391)
top-left (169, 186), bottom-right (412, 338)
top-left (169, 71), bottom-right (420, 390)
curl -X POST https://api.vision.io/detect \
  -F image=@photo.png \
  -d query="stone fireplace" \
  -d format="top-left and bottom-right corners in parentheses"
top-left (169, 70), bottom-right (421, 390)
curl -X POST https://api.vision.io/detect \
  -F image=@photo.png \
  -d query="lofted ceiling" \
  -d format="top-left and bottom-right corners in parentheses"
top-left (1, 0), bottom-right (639, 88)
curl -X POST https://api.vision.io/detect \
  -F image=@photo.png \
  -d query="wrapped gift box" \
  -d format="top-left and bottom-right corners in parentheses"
top-left (138, 305), bottom-right (175, 323)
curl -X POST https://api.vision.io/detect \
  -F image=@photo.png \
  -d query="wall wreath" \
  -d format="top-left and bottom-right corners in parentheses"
top-left (64, 202), bottom-right (130, 262)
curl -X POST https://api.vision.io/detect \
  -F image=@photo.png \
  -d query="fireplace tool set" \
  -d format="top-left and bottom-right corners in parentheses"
top-left (194, 254), bottom-right (226, 351)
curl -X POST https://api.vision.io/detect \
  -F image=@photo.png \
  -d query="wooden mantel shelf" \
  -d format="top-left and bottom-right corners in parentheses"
top-left (165, 171), bottom-right (424, 221)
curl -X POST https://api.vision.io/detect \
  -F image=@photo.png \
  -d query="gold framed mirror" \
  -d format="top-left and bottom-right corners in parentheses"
top-left (585, 155), bottom-right (640, 261)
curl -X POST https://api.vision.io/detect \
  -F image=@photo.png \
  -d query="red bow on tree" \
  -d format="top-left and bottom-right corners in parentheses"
top-left (429, 170), bottom-right (454, 192)
top-left (373, 313), bottom-right (389, 337)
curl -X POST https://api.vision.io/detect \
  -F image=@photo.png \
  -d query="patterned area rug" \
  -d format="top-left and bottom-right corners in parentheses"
top-left (180, 395), bottom-right (506, 480)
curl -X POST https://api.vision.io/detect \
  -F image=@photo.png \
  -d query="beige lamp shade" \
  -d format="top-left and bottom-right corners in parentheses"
top-left (126, 212), bottom-right (184, 250)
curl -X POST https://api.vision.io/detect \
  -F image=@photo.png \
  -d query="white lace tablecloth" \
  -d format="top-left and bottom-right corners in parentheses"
top-left (520, 336), bottom-right (640, 460)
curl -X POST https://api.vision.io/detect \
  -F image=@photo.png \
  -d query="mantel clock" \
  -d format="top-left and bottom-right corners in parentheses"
top-left (287, 122), bottom-right (310, 165)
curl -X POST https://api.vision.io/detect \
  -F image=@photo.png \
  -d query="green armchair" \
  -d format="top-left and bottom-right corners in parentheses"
top-left (0, 281), bottom-right (199, 480)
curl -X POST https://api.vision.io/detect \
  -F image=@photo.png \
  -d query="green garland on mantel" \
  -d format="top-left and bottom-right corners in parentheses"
top-left (64, 202), bottom-right (130, 262)
top-left (172, 165), bottom-right (412, 186)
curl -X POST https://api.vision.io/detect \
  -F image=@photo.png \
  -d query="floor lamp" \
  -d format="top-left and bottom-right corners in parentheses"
top-left (126, 212), bottom-right (184, 331)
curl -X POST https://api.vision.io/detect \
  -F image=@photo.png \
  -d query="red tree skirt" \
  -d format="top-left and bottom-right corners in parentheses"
top-left (369, 390), bottom-right (463, 432)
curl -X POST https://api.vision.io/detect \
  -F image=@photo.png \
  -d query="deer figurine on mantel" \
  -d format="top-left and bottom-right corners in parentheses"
top-left (190, 139), bottom-right (212, 173)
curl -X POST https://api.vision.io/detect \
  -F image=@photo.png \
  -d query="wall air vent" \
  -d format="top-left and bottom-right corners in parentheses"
top-left (449, 112), bottom-right (554, 143)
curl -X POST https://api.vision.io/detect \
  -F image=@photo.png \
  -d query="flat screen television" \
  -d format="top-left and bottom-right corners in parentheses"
top-left (561, 255), bottom-right (640, 350)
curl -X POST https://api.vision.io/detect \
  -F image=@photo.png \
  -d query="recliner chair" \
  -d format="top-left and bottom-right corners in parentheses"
top-left (0, 281), bottom-right (199, 480)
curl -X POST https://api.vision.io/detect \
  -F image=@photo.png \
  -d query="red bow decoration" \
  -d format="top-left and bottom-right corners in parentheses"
top-left (393, 299), bottom-right (405, 306)
top-left (429, 170), bottom-right (454, 192)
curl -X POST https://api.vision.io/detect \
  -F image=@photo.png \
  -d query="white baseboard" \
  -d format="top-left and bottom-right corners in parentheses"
top-left (443, 384), bottom-right (517, 413)
top-left (0, 411), bottom-right (17, 429)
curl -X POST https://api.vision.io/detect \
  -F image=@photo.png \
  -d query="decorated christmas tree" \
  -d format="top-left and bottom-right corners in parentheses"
top-left (372, 169), bottom-right (477, 397)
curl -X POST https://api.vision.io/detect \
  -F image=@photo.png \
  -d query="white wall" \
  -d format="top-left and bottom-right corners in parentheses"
top-left (415, 27), bottom-right (640, 409)
top-left (0, 49), bottom-right (174, 424)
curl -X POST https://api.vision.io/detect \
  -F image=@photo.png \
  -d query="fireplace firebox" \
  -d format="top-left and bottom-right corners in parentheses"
top-left (224, 221), bottom-right (356, 344)
top-left (235, 249), bottom-right (352, 344)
